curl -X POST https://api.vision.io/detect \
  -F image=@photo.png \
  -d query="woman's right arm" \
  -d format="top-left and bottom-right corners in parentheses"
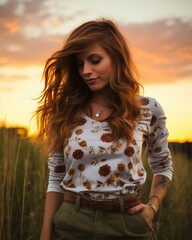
top-left (40, 192), bottom-right (64, 240)
top-left (40, 152), bottom-right (66, 239)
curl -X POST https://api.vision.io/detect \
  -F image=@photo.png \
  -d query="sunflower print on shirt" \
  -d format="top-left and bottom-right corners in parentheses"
top-left (47, 97), bottom-right (173, 197)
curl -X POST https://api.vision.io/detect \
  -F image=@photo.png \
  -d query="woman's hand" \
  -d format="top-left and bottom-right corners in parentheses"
top-left (128, 203), bottom-right (156, 226)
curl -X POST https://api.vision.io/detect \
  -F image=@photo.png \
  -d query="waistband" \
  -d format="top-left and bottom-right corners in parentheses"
top-left (63, 190), bottom-right (141, 212)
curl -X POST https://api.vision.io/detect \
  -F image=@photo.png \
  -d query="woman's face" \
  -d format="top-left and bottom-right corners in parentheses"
top-left (75, 43), bottom-right (113, 92)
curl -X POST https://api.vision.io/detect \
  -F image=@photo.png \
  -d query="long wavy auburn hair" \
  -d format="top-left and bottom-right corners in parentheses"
top-left (36, 18), bottom-right (142, 153)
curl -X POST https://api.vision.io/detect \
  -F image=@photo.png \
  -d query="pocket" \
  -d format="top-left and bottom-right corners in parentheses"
top-left (53, 201), bottom-right (66, 224)
top-left (53, 201), bottom-right (75, 228)
top-left (139, 211), bottom-right (155, 232)
top-left (123, 212), bottom-right (156, 238)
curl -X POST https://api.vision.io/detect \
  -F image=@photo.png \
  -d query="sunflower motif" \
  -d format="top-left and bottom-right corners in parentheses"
top-left (75, 129), bottom-right (83, 135)
top-left (124, 146), bottom-right (134, 157)
top-left (54, 165), bottom-right (66, 173)
top-left (79, 140), bottom-right (87, 147)
top-left (68, 169), bottom-right (75, 176)
top-left (128, 162), bottom-right (133, 170)
top-left (98, 164), bottom-right (111, 176)
top-left (83, 180), bottom-right (92, 190)
top-left (100, 133), bottom-right (113, 143)
top-left (64, 178), bottom-right (76, 188)
top-left (117, 163), bottom-right (125, 171)
top-left (137, 168), bottom-right (144, 176)
top-left (78, 163), bottom-right (85, 172)
top-left (72, 149), bottom-right (84, 160)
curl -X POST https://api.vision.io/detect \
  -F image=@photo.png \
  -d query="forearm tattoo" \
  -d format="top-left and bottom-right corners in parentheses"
top-left (154, 176), bottom-right (170, 190)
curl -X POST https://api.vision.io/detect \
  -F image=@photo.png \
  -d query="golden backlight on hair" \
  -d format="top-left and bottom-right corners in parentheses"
top-left (36, 19), bottom-right (142, 153)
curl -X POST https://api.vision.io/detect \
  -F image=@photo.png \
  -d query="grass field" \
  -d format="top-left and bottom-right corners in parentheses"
top-left (0, 127), bottom-right (192, 240)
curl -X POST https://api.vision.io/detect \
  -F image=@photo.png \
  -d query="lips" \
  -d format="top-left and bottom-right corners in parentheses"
top-left (85, 77), bottom-right (99, 83)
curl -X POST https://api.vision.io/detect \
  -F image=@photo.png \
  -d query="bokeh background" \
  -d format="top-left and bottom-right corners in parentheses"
top-left (0, 0), bottom-right (192, 142)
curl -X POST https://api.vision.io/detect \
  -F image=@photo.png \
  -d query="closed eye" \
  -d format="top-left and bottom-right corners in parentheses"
top-left (89, 55), bottom-right (102, 65)
top-left (75, 55), bottom-right (102, 68)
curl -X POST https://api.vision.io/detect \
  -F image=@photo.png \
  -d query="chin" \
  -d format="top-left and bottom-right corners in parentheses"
top-left (89, 84), bottom-right (109, 92)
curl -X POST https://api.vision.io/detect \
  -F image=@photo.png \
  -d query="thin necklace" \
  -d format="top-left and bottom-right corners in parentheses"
top-left (94, 103), bottom-right (107, 118)
top-left (95, 109), bottom-right (105, 118)
top-left (88, 102), bottom-right (107, 118)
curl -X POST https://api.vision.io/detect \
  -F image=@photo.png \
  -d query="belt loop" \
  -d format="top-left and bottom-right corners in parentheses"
top-left (119, 196), bottom-right (125, 212)
top-left (75, 194), bottom-right (81, 211)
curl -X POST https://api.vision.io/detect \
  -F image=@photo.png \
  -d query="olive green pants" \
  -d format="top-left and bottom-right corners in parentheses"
top-left (52, 201), bottom-right (157, 240)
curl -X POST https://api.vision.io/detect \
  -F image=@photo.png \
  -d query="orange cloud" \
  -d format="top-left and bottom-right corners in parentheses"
top-left (121, 19), bottom-right (192, 83)
top-left (0, 0), bottom-right (191, 85)
top-left (2, 19), bottom-right (20, 33)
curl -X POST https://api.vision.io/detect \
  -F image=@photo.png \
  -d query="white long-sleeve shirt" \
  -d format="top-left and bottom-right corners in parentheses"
top-left (47, 97), bottom-right (173, 198)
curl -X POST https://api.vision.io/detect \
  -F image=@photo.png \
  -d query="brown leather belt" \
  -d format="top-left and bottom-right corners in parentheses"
top-left (63, 191), bottom-right (141, 211)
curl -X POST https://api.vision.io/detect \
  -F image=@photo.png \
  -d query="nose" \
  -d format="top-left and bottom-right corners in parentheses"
top-left (82, 62), bottom-right (93, 77)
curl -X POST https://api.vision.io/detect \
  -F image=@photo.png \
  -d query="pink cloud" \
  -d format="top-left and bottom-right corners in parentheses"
top-left (0, 0), bottom-right (191, 85)
top-left (121, 19), bottom-right (192, 83)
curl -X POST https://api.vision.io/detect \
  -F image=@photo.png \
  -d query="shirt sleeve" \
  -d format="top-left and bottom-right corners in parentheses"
top-left (47, 152), bottom-right (66, 193)
top-left (146, 100), bottom-right (173, 180)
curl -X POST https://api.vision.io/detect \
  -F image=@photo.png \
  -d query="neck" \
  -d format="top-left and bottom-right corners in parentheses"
top-left (91, 89), bottom-right (111, 106)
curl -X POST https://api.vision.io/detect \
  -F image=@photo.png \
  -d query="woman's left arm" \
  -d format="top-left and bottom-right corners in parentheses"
top-left (144, 174), bottom-right (171, 224)
top-left (149, 174), bottom-right (170, 208)
top-left (128, 174), bottom-right (170, 225)
top-left (128, 99), bottom-right (173, 224)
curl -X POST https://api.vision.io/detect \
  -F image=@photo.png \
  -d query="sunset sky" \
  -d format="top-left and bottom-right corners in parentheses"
top-left (0, 0), bottom-right (192, 142)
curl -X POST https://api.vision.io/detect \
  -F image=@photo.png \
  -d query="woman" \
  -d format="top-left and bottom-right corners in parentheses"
top-left (37, 19), bottom-right (173, 240)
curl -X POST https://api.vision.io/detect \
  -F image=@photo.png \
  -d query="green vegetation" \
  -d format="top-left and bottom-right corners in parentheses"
top-left (0, 127), bottom-right (192, 240)
top-left (142, 143), bottom-right (192, 239)
top-left (0, 127), bottom-right (48, 240)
